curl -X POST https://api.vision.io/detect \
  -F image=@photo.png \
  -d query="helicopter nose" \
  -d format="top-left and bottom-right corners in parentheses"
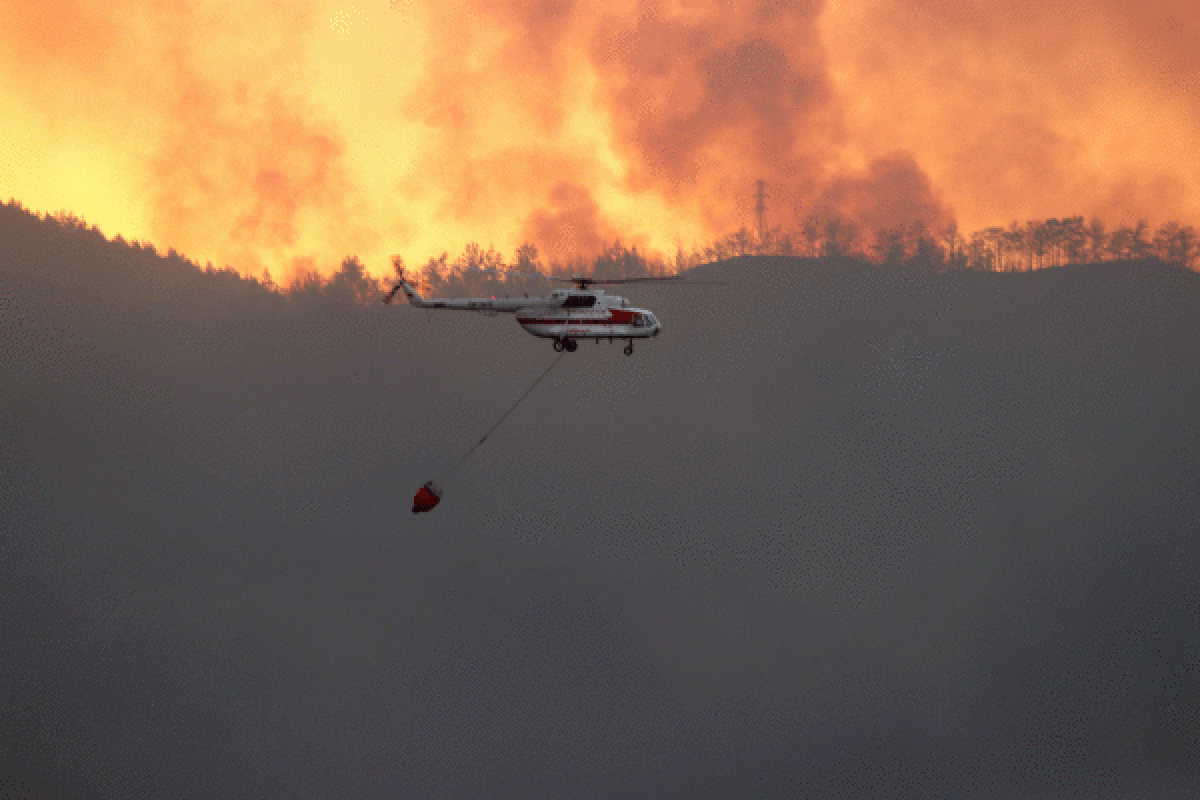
top-left (653, 323), bottom-right (661, 337)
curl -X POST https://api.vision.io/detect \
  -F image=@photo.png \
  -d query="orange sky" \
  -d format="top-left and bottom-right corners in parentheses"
top-left (2, 0), bottom-right (1197, 279)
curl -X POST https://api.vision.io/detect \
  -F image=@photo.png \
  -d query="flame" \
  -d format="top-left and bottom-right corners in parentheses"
top-left (2, 0), bottom-right (1197, 279)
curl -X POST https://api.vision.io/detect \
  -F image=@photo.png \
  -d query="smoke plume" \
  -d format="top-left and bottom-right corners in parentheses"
top-left (2, 0), bottom-right (1197, 275)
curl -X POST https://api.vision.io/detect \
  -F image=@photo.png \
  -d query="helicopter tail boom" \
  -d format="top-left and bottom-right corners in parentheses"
top-left (383, 270), bottom-right (561, 313)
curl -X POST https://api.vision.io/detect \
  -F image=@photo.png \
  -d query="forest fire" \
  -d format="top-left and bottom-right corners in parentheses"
top-left (1, 0), bottom-right (1197, 279)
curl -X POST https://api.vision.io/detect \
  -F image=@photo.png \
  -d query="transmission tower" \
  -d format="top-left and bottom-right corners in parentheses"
top-left (754, 179), bottom-right (768, 246)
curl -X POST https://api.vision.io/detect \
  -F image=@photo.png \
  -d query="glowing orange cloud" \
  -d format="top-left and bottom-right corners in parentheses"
top-left (1, 0), bottom-right (1197, 279)
top-left (818, 0), bottom-right (1200, 232)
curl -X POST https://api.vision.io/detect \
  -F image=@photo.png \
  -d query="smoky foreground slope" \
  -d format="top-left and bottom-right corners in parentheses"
top-left (3, 209), bottom-right (1199, 799)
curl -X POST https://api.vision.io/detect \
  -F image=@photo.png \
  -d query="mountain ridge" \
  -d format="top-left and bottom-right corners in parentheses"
top-left (4, 202), bottom-right (1199, 798)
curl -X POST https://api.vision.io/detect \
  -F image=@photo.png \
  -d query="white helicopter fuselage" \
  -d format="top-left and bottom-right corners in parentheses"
top-left (394, 280), bottom-right (662, 348)
top-left (515, 290), bottom-right (661, 342)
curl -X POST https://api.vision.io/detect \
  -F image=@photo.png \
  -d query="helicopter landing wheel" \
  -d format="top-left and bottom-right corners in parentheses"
top-left (553, 339), bottom-right (565, 352)
top-left (623, 342), bottom-right (634, 356)
top-left (564, 339), bottom-right (578, 352)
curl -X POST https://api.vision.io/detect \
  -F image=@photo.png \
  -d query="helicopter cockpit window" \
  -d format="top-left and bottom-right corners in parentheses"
top-left (632, 314), bottom-right (647, 327)
top-left (562, 294), bottom-right (596, 308)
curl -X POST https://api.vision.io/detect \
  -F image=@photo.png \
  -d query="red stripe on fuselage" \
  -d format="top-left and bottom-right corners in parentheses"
top-left (518, 319), bottom-right (625, 326)
top-left (516, 309), bottom-right (637, 326)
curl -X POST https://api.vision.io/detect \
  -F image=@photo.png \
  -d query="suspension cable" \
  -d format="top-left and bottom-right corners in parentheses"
top-left (438, 353), bottom-right (565, 483)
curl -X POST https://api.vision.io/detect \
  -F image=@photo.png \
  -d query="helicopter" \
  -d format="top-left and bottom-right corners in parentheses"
top-left (383, 257), bottom-right (697, 355)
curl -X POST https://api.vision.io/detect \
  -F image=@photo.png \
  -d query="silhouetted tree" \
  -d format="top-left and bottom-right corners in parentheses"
top-left (967, 229), bottom-right (997, 271)
top-left (941, 222), bottom-right (967, 270)
top-left (1153, 221), bottom-right (1199, 269)
top-left (1108, 223), bottom-right (1134, 260)
top-left (593, 239), bottom-right (655, 280)
top-left (1026, 220), bottom-right (1050, 270)
top-left (412, 211), bottom-right (1200, 287)
top-left (1003, 224), bottom-right (1026, 271)
top-left (1179, 225), bottom-right (1199, 269)
top-left (671, 240), bottom-right (699, 272)
top-left (456, 241), bottom-right (506, 272)
top-left (1130, 219), bottom-right (1152, 260)
top-left (977, 227), bottom-right (1007, 271)
top-left (872, 229), bottom-right (904, 266)
top-left (773, 230), bottom-right (796, 257)
top-left (702, 238), bottom-right (728, 264)
top-left (1087, 217), bottom-right (1107, 263)
top-left (727, 228), bottom-right (754, 258)
top-left (801, 212), bottom-right (822, 258)
top-left (420, 252), bottom-right (451, 294)
top-left (1061, 216), bottom-right (1087, 265)
top-left (905, 221), bottom-right (942, 272)
top-left (822, 217), bottom-right (860, 257)
top-left (514, 242), bottom-right (541, 272)
top-left (322, 255), bottom-right (380, 305)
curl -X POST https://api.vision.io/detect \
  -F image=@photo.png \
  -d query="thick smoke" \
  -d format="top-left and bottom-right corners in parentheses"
top-left (814, 151), bottom-right (953, 233)
top-left (2, 0), bottom-right (1197, 274)
top-left (146, 78), bottom-right (377, 283)
top-left (519, 182), bottom-right (620, 264)
top-left (590, 2), bottom-right (835, 219)
top-left (819, 0), bottom-right (1200, 230)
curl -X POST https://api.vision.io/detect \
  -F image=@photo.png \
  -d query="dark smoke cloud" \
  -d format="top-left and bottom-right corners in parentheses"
top-left (815, 151), bottom-right (954, 233)
top-left (590, 1), bottom-right (838, 226)
top-left (404, 0), bottom-right (950, 262)
top-left (826, 0), bottom-right (1200, 229)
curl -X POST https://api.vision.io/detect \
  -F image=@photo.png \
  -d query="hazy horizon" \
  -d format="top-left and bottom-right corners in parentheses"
top-left (4, 206), bottom-right (1199, 798)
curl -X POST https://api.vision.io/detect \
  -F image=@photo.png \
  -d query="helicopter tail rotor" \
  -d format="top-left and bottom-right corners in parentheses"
top-left (383, 262), bottom-right (433, 305)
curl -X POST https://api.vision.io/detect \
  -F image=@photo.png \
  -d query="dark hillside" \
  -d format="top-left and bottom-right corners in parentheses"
top-left (3, 206), bottom-right (1199, 798)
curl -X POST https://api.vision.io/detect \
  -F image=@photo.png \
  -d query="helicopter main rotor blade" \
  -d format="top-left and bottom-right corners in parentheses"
top-left (391, 254), bottom-right (548, 283)
top-left (460, 265), bottom-right (548, 281)
top-left (560, 275), bottom-right (727, 287)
